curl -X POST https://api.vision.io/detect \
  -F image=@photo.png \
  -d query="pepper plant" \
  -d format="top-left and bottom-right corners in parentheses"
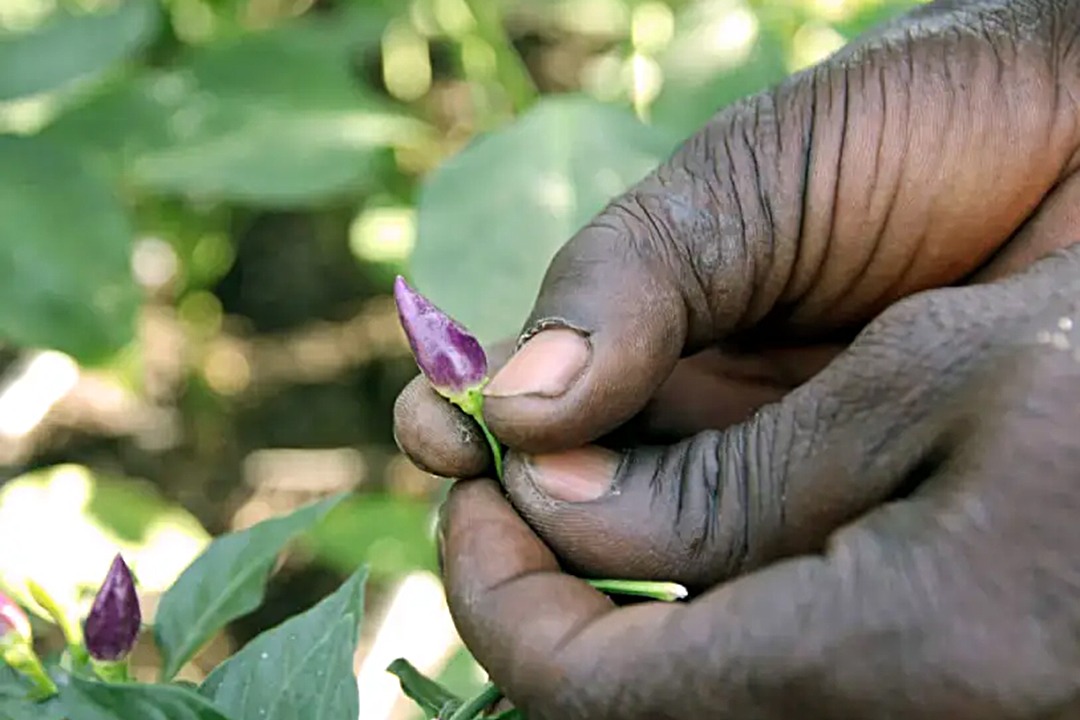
top-left (0, 496), bottom-right (367, 720)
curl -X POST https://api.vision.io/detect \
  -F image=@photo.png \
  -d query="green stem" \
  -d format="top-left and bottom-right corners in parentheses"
top-left (92, 658), bottom-right (130, 683)
top-left (460, 0), bottom-right (538, 113)
top-left (447, 681), bottom-right (502, 720)
top-left (476, 418), bottom-right (504, 480)
top-left (26, 580), bottom-right (88, 667)
top-left (388, 658), bottom-right (464, 717)
top-left (2, 642), bottom-right (57, 699)
top-left (586, 579), bottom-right (688, 602)
top-left (22, 659), bottom-right (56, 699)
top-left (455, 388), bottom-right (504, 481)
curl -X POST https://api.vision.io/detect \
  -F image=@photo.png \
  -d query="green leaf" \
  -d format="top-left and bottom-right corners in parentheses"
top-left (0, 695), bottom-right (65, 720)
top-left (411, 95), bottom-right (679, 344)
top-left (0, 0), bottom-right (160, 102)
top-left (0, 135), bottom-right (138, 364)
top-left (199, 567), bottom-right (368, 720)
top-left (152, 495), bottom-right (346, 681)
top-left (58, 676), bottom-right (234, 720)
top-left (0, 664), bottom-right (29, 700)
top-left (387, 659), bottom-right (462, 719)
top-left (42, 8), bottom-right (425, 206)
top-left (0, 664), bottom-right (22, 692)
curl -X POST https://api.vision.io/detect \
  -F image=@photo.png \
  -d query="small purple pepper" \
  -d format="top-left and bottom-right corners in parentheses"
top-left (393, 276), bottom-right (502, 477)
top-left (0, 591), bottom-right (31, 644)
top-left (393, 276), bottom-right (489, 403)
top-left (84, 554), bottom-right (141, 662)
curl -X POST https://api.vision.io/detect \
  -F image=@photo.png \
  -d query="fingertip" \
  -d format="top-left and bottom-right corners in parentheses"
top-left (440, 476), bottom-right (617, 708)
top-left (482, 314), bottom-right (684, 453)
top-left (393, 375), bottom-right (489, 478)
top-left (442, 476), bottom-right (559, 583)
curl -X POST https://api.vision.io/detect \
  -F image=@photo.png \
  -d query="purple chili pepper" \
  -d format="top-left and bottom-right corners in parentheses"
top-left (84, 554), bottom-right (141, 662)
top-left (393, 276), bottom-right (488, 401)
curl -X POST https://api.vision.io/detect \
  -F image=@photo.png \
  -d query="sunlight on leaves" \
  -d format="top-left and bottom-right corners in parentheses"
top-left (0, 465), bottom-right (209, 632)
top-left (42, 7), bottom-right (430, 206)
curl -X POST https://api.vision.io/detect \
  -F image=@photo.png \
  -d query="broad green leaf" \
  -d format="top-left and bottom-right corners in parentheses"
top-left (0, 0), bottom-right (160, 101)
top-left (181, 7), bottom-right (392, 107)
top-left (199, 567), bottom-right (368, 720)
top-left (411, 95), bottom-right (679, 343)
top-left (58, 676), bottom-right (234, 720)
top-left (42, 8), bottom-right (425, 206)
top-left (0, 664), bottom-right (28, 699)
top-left (0, 695), bottom-right (65, 720)
top-left (153, 495), bottom-right (345, 681)
top-left (0, 136), bottom-right (138, 364)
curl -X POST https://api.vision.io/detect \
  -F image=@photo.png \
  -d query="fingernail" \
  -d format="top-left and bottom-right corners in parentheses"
top-left (484, 328), bottom-right (590, 398)
top-left (526, 446), bottom-right (620, 502)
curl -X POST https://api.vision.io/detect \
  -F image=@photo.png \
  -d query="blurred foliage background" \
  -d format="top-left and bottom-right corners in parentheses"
top-left (0, 0), bottom-right (925, 716)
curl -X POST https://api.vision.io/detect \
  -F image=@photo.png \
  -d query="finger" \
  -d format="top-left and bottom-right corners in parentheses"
top-left (973, 172), bottom-right (1080, 282)
top-left (445, 337), bottom-right (1080, 720)
top-left (480, 0), bottom-right (1078, 455)
top-left (393, 341), bottom-right (515, 478)
top-left (608, 342), bottom-right (845, 445)
top-left (392, 377), bottom-right (488, 477)
top-left (440, 465), bottom-right (897, 720)
top-left (396, 338), bottom-right (842, 478)
top-left (439, 478), bottom-right (619, 710)
top-left (499, 246), bottom-right (1080, 589)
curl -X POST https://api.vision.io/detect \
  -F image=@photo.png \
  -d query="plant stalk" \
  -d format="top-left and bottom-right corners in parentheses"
top-left (476, 419), bottom-right (504, 480)
top-left (460, 0), bottom-right (538, 114)
top-left (446, 681), bottom-right (502, 720)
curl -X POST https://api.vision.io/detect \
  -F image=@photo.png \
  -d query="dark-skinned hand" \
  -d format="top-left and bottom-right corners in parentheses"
top-left (394, 1), bottom-right (1080, 717)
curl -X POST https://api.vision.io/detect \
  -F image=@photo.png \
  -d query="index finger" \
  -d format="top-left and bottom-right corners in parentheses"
top-left (440, 478), bottom-right (845, 720)
top-left (439, 479), bottom-right (621, 707)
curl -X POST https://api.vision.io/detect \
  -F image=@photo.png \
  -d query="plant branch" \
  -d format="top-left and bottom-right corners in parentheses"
top-left (461, 0), bottom-right (538, 113)
top-left (446, 681), bottom-right (502, 720)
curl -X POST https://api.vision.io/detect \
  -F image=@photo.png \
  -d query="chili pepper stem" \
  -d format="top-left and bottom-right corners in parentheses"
top-left (446, 681), bottom-right (502, 720)
top-left (452, 386), bottom-right (504, 480)
top-left (91, 658), bottom-right (130, 683)
top-left (475, 419), bottom-right (503, 480)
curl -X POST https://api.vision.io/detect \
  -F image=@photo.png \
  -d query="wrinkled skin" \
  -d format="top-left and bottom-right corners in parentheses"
top-left (393, 1), bottom-right (1080, 717)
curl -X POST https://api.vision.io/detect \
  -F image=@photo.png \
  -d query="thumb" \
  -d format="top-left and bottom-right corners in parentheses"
top-left (481, 0), bottom-right (1076, 454)
top-left (496, 246), bottom-right (1080, 589)
top-left (481, 220), bottom-right (690, 453)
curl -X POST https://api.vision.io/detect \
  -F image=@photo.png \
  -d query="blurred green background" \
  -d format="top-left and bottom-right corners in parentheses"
top-left (0, 0), bottom-right (926, 716)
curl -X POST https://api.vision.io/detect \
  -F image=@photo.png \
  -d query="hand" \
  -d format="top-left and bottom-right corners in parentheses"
top-left (393, 0), bottom-right (1080, 715)
top-left (439, 276), bottom-right (1080, 718)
